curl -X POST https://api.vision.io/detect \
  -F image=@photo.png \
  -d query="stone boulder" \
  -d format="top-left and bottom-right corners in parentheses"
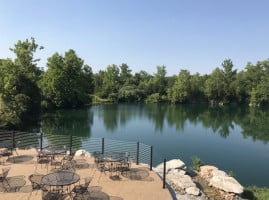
top-left (212, 169), bottom-right (227, 177)
top-left (186, 187), bottom-right (201, 196)
top-left (170, 168), bottom-right (186, 176)
top-left (166, 173), bottom-right (196, 190)
top-left (200, 165), bottom-right (244, 194)
top-left (176, 194), bottom-right (208, 200)
top-left (75, 149), bottom-right (91, 157)
top-left (200, 165), bottom-right (218, 180)
top-left (166, 171), bottom-right (202, 197)
top-left (209, 175), bottom-right (244, 194)
top-left (155, 159), bottom-right (186, 174)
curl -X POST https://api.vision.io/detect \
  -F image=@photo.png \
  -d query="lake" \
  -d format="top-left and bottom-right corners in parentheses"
top-left (40, 104), bottom-right (269, 187)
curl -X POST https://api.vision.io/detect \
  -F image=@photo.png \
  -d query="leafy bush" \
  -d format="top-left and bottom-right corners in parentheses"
top-left (191, 156), bottom-right (203, 171)
top-left (228, 170), bottom-right (236, 177)
top-left (145, 93), bottom-right (160, 103)
top-left (242, 186), bottom-right (269, 200)
top-left (108, 93), bottom-right (119, 103)
top-left (118, 85), bottom-right (144, 102)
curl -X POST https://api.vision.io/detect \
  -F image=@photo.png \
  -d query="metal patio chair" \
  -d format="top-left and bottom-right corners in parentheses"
top-left (72, 177), bottom-right (92, 200)
top-left (0, 167), bottom-right (11, 191)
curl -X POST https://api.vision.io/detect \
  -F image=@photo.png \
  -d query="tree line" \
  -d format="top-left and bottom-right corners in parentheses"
top-left (1, 38), bottom-right (269, 128)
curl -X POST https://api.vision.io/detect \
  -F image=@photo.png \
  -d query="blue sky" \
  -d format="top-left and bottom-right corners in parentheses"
top-left (1, 0), bottom-right (269, 76)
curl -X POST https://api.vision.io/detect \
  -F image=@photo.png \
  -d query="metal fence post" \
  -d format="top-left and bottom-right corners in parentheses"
top-left (40, 132), bottom-right (43, 150)
top-left (12, 131), bottom-right (15, 149)
top-left (150, 146), bottom-right (153, 171)
top-left (163, 158), bottom-right (166, 189)
top-left (102, 138), bottom-right (104, 154)
top-left (69, 135), bottom-right (73, 155)
top-left (136, 142), bottom-right (140, 165)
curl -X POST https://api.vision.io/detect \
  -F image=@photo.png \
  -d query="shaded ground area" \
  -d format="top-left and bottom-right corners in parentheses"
top-left (6, 155), bottom-right (34, 164)
top-left (0, 175), bottom-right (26, 192)
top-left (121, 167), bottom-right (154, 182)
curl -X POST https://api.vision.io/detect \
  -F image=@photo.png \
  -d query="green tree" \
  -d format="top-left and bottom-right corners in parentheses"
top-left (189, 73), bottom-right (206, 102)
top-left (167, 69), bottom-right (191, 103)
top-left (242, 60), bottom-right (269, 106)
top-left (102, 64), bottom-right (120, 99)
top-left (233, 71), bottom-right (247, 103)
top-left (10, 37), bottom-right (43, 80)
top-left (118, 85), bottom-right (144, 102)
top-left (78, 64), bottom-right (94, 103)
top-left (242, 62), bottom-right (263, 105)
top-left (151, 65), bottom-right (167, 96)
top-left (254, 60), bottom-right (269, 105)
top-left (204, 68), bottom-right (225, 104)
top-left (0, 60), bottom-right (28, 126)
top-left (244, 62), bottom-right (263, 93)
top-left (143, 66), bottom-right (167, 102)
top-left (0, 38), bottom-right (42, 127)
top-left (119, 63), bottom-right (132, 86)
top-left (222, 59), bottom-right (237, 103)
top-left (134, 70), bottom-right (152, 95)
top-left (40, 49), bottom-right (92, 108)
top-left (145, 93), bottom-right (161, 103)
top-left (93, 70), bottom-right (105, 97)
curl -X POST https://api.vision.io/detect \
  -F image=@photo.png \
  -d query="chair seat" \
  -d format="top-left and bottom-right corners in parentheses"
top-left (50, 159), bottom-right (62, 169)
top-left (0, 167), bottom-right (11, 192)
top-left (72, 185), bottom-right (88, 194)
top-left (72, 177), bottom-right (92, 195)
top-left (42, 191), bottom-right (65, 200)
top-left (28, 174), bottom-right (48, 191)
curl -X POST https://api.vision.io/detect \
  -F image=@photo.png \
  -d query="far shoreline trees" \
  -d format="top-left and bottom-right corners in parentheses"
top-left (1, 38), bottom-right (269, 128)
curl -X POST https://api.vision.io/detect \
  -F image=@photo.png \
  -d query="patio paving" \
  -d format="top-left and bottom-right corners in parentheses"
top-left (0, 149), bottom-right (172, 200)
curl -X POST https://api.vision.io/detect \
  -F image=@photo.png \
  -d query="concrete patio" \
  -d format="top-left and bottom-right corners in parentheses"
top-left (0, 149), bottom-right (172, 200)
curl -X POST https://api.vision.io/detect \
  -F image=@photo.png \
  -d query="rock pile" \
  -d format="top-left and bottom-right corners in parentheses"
top-left (154, 160), bottom-right (244, 200)
top-left (199, 165), bottom-right (244, 200)
top-left (154, 159), bottom-right (207, 200)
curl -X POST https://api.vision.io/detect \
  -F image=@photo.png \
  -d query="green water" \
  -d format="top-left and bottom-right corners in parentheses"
top-left (40, 104), bottom-right (269, 187)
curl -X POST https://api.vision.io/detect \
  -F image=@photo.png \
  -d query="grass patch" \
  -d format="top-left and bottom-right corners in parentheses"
top-left (242, 186), bottom-right (269, 200)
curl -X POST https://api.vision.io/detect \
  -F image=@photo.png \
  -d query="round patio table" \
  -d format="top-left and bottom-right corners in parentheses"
top-left (41, 171), bottom-right (80, 193)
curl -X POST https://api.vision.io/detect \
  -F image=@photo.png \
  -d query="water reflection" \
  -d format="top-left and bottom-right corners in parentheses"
top-left (92, 104), bottom-right (269, 143)
top-left (237, 107), bottom-right (269, 143)
top-left (41, 109), bottom-right (93, 137)
top-left (38, 104), bottom-right (269, 143)
top-left (198, 106), bottom-right (237, 138)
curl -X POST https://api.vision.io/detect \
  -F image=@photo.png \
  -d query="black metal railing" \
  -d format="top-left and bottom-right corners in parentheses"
top-left (0, 130), bottom-right (40, 150)
top-left (0, 130), bottom-right (153, 170)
